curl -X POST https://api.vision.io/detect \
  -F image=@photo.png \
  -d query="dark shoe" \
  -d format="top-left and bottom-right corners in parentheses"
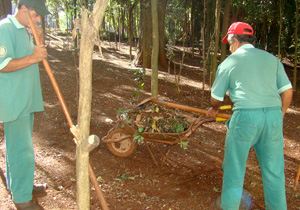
top-left (32, 183), bottom-right (47, 195)
top-left (14, 200), bottom-right (42, 210)
top-left (215, 196), bottom-right (222, 210)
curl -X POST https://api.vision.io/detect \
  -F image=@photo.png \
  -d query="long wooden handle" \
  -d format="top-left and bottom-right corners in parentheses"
top-left (25, 10), bottom-right (109, 209)
top-left (294, 164), bottom-right (300, 191)
top-left (152, 98), bottom-right (231, 119)
top-left (25, 10), bottom-right (74, 128)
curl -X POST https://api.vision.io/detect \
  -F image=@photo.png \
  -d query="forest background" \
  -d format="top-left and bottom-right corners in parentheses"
top-left (1, 0), bottom-right (299, 94)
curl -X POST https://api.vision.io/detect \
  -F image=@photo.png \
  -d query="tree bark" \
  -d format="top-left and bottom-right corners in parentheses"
top-left (0, 0), bottom-right (11, 19)
top-left (221, 0), bottom-right (231, 62)
top-left (142, 0), bottom-right (152, 68)
top-left (151, 0), bottom-right (159, 96)
top-left (77, 0), bottom-right (109, 209)
top-left (211, 0), bottom-right (221, 82)
top-left (158, 0), bottom-right (168, 69)
top-left (293, 0), bottom-right (298, 91)
top-left (128, 2), bottom-right (136, 60)
top-left (134, 0), bottom-right (167, 69)
top-left (278, 0), bottom-right (282, 59)
top-left (201, 0), bottom-right (206, 107)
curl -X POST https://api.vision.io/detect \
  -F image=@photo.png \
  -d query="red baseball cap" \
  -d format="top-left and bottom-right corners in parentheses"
top-left (222, 22), bottom-right (254, 44)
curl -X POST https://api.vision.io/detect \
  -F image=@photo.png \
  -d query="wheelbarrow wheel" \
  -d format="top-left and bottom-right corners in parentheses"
top-left (106, 129), bottom-right (137, 157)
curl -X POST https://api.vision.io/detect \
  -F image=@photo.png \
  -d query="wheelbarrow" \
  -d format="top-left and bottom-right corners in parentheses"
top-left (101, 97), bottom-right (231, 165)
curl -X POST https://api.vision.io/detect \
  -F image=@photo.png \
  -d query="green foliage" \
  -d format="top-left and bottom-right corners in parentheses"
top-left (179, 141), bottom-right (189, 149)
top-left (133, 127), bottom-right (145, 143)
top-left (129, 68), bottom-right (146, 101)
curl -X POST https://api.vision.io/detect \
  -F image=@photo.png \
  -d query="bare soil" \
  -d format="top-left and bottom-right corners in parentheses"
top-left (0, 36), bottom-right (300, 210)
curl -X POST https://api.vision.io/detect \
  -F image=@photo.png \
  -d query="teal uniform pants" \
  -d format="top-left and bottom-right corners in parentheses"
top-left (4, 113), bottom-right (35, 203)
top-left (221, 107), bottom-right (287, 210)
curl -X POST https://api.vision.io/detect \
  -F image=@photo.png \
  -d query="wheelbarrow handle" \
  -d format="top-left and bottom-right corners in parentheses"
top-left (151, 97), bottom-right (231, 119)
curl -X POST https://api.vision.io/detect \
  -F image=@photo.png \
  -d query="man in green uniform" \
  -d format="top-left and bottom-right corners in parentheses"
top-left (206, 22), bottom-right (293, 210)
top-left (0, 0), bottom-right (50, 209)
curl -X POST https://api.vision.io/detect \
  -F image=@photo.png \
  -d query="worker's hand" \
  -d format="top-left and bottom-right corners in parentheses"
top-left (206, 107), bottom-right (219, 118)
top-left (31, 44), bottom-right (47, 63)
top-left (26, 24), bottom-right (45, 44)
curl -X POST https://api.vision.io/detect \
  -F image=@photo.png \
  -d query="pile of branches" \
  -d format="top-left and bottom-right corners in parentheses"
top-left (119, 102), bottom-right (192, 133)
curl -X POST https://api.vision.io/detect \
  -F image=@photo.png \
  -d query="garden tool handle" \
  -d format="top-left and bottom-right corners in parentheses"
top-left (216, 117), bottom-right (228, 122)
top-left (25, 10), bottom-right (74, 128)
top-left (220, 105), bottom-right (232, 110)
top-left (152, 97), bottom-right (231, 119)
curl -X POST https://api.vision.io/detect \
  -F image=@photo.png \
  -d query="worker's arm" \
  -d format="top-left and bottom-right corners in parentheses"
top-left (0, 44), bottom-right (47, 73)
top-left (280, 88), bottom-right (293, 118)
top-left (206, 97), bottom-right (222, 118)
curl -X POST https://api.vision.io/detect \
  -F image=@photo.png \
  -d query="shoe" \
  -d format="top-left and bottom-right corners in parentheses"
top-left (215, 196), bottom-right (222, 210)
top-left (32, 183), bottom-right (47, 195)
top-left (14, 200), bottom-right (42, 210)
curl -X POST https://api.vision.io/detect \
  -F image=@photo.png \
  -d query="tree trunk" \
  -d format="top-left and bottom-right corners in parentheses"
top-left (221, 0), bottom-right (230, 62)
top-left (111, 9), bottom-right (118, 50)
top-left (77, 0), bottom-right (109, 209)
top-left (262, 13), bottom-right (268, 50)
top-left (142, 0), bottom-right (152, 68)
top-left (233, 0), bottom-right (243, 21)
top-left (134, 0), bottom-right (167, 69)
top-left (151, 0), bottom-right (159, 96)
top-left (293, 0), bottom-right (298, 91)
top-left (128, 2), bottom-right (136, 60)
top-left (190, 0), bottom-right (195, 58)
top-left (158, 0), bottom-right (168, 69)
top-left (0, 0), bottom-right (11, 19)
top-left (201, 0), bottom-right (206, 107)
top-left (278, 0), bottom-right (282, 60)
top-left (211, 0), bottom-right (221, 82)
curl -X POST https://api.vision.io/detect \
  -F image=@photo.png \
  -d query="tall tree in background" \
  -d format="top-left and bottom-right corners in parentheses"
top-left (0, 0), bottom-right (11, 19)
top-left (135, 0), bottom-right (167, 69)
top-left (293, 0), bottom-right (298, 91)
top-left (201, 0), bottom-right (206, 107)
top-left (151, 0), bottom-right (159, 96)
top-left (278, 0), bottom-right (282, 60)
top-left (211, 0), bottom-right (221, 82)
top-left (220, 0), bottom-right (231, 62)
top-left (128, 0), bottom-right (137, 60)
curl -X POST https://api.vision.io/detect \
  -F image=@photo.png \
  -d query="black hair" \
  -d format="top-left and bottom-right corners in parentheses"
top-left (230, 34), bottom-right (256, 45)
top-left (18, 4), bottom-right (33, 11)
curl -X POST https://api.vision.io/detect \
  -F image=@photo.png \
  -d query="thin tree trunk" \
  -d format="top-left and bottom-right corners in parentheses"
top-left (293, 0), bottom-right (298, 91)
top-left (201, 0), bottom-right (206, 107)
top-left (0, 0), bottom-right (11, 19)
top-left (128, 2), bottom-right (136, 60)
top-left (77, 0), bottom-right (109, 209)
top-left (191, 0), bottom-right (195, 58)
top-left (111, 9), bottom-right (118, 49)
top-left (221, 0), bottom-right (230, 62)
top-left (151, 0), bottom-right (159, 96)
top-left (211, 0), bottom-right (221, 82)
top-left (278, 0), bottom-right (282, 60)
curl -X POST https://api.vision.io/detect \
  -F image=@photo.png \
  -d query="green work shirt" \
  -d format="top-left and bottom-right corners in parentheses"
top-left (211, 44), bottom-right (292, 110)
top-left (0, 15), bottom-right (44, 122)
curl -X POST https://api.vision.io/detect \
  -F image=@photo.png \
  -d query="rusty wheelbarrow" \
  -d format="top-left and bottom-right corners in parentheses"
top-left (101, 97), bottom-right (231, 165)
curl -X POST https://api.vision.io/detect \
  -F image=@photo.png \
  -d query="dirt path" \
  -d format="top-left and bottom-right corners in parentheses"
top-left (0, 37), bottom-right (299, 210)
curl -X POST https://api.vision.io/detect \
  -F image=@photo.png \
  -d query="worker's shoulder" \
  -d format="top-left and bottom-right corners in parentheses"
top-left (248, 47), bottom-right (278, 59)
top-left (0, 17), bottom-right (14, 30)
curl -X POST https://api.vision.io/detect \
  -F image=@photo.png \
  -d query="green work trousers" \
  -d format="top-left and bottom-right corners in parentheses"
top-left (4, 113), bottom-right (35, 203)
top-left (221, 107), bottom-right (287, 210)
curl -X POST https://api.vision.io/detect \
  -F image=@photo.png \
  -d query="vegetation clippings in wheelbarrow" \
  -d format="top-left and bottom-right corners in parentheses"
top-left (118, 101), bottom-right (195, 134)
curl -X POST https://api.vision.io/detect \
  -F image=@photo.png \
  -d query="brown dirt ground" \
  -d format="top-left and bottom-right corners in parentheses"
top-left (0, 35), bottom-right (300, 210)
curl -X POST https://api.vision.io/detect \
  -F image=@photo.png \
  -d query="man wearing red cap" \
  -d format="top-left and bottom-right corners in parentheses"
top-left (206, 22), bottom-right (293, 210)
top-left (0, 0), bottom-right (50, 209)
